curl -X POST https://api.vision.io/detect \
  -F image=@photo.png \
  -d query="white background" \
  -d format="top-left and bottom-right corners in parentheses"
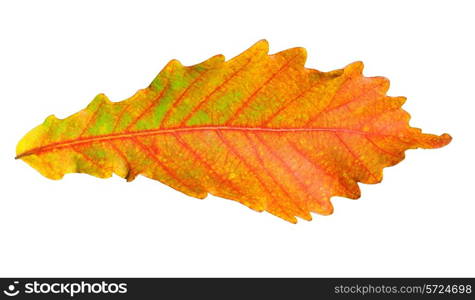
top-left (0, 0), bottom-right (473, 277)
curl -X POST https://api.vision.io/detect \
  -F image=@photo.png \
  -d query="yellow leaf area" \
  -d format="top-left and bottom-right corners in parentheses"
top-left (16, 40), bottom-right (451, 223)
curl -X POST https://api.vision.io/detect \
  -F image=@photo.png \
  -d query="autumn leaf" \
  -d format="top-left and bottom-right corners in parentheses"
top-left (16, 40), bottom-right (451, 223)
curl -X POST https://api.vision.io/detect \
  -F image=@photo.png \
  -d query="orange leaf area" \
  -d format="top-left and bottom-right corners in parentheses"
top-left (16, 40), bottom-right (451, 223)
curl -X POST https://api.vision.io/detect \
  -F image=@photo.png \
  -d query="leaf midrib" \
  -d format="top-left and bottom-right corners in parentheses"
top-left (16, 126), bottom-right (372, 159)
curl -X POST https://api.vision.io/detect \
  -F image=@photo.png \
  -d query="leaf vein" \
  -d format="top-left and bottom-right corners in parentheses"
top-left (225, 54), bottom-right (299, 125)
top-left (333, 133), bottom-right (378, 181)
top-left (179, 58), bottom-right (253, 126)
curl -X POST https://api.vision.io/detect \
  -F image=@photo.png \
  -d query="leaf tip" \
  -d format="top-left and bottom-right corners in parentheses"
top-left (412, 130), bottom-right (453, 149)
top-left (394, 96), bottom-right (407, 106)
top-left (165, 59), bottom-right (184, 70)
top-left (346, 61), bottom-right (364, 74)
top-left (425, 132), bottom-right (452, 149)
top-left (277, 46), bottom-right (308, 66)
top-left (438, 133), bottom-right (453, 147)
top-left (124, 169), bottom-right (138, 182)
top-left (250, 39), bottom-right (269, 54)
top-left (43, 114), bottom-right (59, 125)
top-left (87, 93), bottom-right (111, 110)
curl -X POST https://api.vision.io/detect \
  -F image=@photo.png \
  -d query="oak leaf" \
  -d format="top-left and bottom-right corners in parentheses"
top-left (16, 40), bottom-right (451, 223)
